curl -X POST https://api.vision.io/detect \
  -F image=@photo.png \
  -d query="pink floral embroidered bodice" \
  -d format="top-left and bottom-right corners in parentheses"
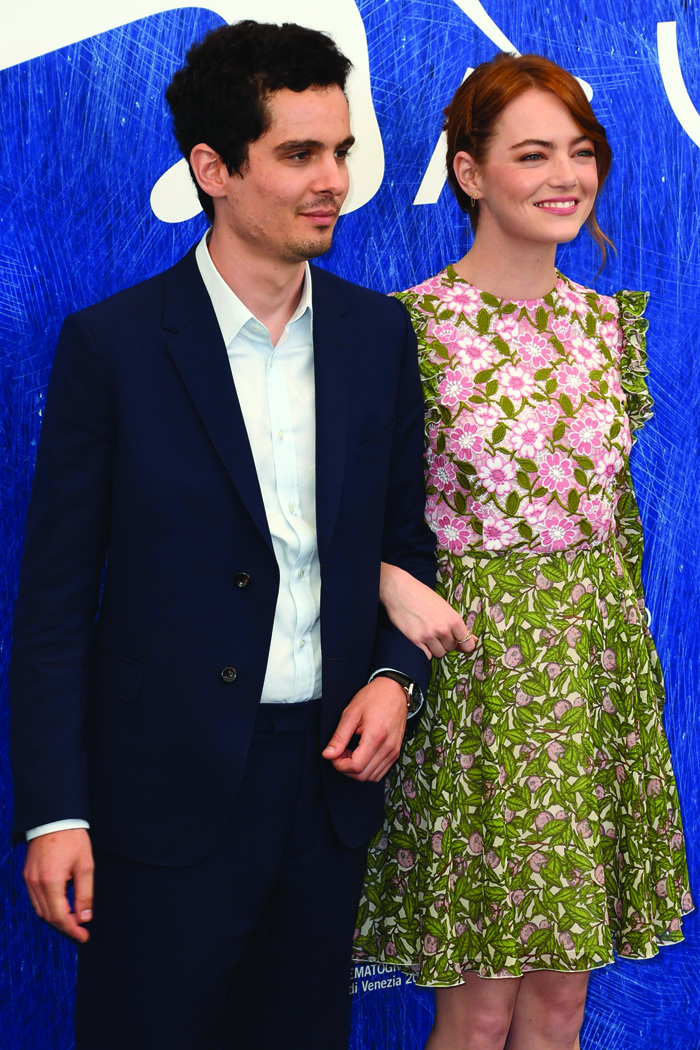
top-left (397, 267), bottom-right (650, 555)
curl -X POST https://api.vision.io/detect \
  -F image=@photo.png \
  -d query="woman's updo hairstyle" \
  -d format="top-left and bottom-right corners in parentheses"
top-left (444, 52), bottom-right (613, 260)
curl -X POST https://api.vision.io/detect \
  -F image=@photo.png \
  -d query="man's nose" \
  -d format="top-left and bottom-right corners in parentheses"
top-left (311, 152), bottom-right (349, 196)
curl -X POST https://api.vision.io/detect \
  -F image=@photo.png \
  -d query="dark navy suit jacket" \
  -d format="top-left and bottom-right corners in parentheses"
top-left (10, 248), bottom-right (435, 865)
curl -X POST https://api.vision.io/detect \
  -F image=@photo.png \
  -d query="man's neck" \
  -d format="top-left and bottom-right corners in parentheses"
top-left (208, 226), bottom-right (307, 346)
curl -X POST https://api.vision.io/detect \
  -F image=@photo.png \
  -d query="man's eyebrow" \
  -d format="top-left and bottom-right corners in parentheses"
top-left (274, 135), bottom-right (356, 153)
top-left (509, 134), bottom-right (591, 151)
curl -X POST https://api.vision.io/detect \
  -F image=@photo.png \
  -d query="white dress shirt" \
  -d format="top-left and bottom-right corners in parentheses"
top-left (195, 232), bottom-right (323, 704)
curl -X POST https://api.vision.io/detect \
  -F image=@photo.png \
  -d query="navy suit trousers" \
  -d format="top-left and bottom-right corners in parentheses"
top-left (74, 700), bottom-right (368, 1049)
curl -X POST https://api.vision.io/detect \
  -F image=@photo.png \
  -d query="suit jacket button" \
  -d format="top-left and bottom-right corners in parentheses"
top-left (234, 572), bottom-right (251, 588)
top-left (220, 667), bottom-right (237, 683)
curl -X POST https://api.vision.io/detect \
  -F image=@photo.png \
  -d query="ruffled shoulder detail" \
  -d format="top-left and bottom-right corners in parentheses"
top-left (615, 289), bottom-right (653, 438)
top-left (394, 290), bottom-right (442, 428)
top-left (393, 288), bottom-right (420, 311)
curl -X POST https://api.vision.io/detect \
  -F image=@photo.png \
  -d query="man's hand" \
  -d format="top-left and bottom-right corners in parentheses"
top-left (23, 828), bottom-right (94, 942)
top-left (321, 677), bottom-right (407, 782)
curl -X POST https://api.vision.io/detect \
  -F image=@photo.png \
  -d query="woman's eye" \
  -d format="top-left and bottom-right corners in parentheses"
top-left (520, 153), bottom-right (544, 162)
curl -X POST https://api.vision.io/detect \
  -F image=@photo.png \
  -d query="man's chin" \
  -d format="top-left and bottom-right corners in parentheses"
top-left (285, 230), bottom-right (336, 263)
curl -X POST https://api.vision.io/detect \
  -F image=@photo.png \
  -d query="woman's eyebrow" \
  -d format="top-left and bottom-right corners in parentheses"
top-left (509, 134), bottom-right (591, 151)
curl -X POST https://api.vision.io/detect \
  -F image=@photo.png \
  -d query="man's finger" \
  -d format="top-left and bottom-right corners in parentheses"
top-left (330, 731), bottom-right (376, 777)
top-left (24, 881), bottom-right (45, 922)
top-left (39, 875), bottom-right (78, 935)
top-left (43, 878), bottom-right (90, 942)
top-left (332, 727), bottom-right (399, 781)
top-left (73, 861), bottom-right (94, 925)
top-left (333, 746), bottom-right (397, 782)
top-left (321, 708), bottom-right (360, 758)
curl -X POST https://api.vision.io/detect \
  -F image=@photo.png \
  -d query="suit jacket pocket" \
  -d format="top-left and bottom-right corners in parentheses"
top-left (91, 647), bottom-right (144, 702)
top-left (355, 418), bottom-right (395, 465)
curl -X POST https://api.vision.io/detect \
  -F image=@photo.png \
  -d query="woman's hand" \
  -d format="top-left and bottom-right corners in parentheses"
top-left (380, 562), bottom-right (478, 659)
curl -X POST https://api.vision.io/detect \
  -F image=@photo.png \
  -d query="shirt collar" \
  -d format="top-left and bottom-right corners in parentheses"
top-left (195, 229), bottom-right (313, 347)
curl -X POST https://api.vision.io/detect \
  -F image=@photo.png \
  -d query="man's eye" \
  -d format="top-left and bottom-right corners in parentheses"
top-left (335, 148), bottom-right (352, 160)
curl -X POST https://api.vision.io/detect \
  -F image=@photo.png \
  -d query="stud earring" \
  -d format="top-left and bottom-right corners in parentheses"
top-left (469, 192), bottom-right (479, 208)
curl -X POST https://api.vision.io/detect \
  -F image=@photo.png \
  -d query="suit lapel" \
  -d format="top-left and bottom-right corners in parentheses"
top-left (163, 249), bottom-right (272, 550)
top-left (311, 267), bottom-right (353, 560)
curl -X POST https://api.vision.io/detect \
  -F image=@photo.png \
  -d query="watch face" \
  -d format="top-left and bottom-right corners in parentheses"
top-left (405, 682), bottom-right (419, 713)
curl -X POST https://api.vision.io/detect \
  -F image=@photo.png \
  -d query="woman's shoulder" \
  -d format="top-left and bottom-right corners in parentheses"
top-left (556, 272), bottom-right (620, 317)
top-left (395, 269), bottom-right (450, 304)
top-left (557, 275), bottom-right (652, 430)
top-left (394, 267), bottom-right (485, 324)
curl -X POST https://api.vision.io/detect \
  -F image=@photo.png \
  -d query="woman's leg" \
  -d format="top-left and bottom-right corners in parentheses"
top-left (504, 970), bottom-right (590, 1050)
top-left (425, 974), bottom-right (521, 1050)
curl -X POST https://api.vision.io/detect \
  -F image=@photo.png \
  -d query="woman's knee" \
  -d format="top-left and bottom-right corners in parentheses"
top-left (522, 971), bottom-right (589, 1037)
top-left (433, 978), bottom-right (519, 1050)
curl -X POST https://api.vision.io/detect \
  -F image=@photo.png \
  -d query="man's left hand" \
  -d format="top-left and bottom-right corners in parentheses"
top-left (321, 678), bottom-right (407, 781)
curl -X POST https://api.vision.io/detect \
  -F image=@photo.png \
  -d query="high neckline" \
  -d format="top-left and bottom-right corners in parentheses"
top-left (443, 263), bottom-right (564, 307)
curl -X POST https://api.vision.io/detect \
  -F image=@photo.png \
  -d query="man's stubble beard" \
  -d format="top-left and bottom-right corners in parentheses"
top-left (282, 227), bottom-right (337, 264)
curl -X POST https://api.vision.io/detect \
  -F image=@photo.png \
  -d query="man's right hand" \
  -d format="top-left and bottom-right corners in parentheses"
top-left (23, 828), bottom-right (94, 942)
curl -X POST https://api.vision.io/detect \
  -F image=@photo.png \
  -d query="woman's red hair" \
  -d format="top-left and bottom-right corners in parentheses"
top-left (444, 53), bottom-right (613, 262)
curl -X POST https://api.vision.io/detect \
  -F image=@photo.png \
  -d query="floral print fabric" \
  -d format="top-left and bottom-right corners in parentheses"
top-left (416, 269), bottom-right (650, 556)
top-left (354, 270), bottom-right (692, 983)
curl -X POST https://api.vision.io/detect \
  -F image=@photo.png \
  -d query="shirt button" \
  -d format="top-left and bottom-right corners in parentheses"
top-left (297, 569), bottom-right (304, 579)
top-left (278, 430), bottom-right (284, 440)
top-left (220, 667), bottom-right (237, 683)
top-left (234, 572), bottom-right (251, 588)
top-left (288, 503), bottom-right (295, 513)
top-left (299, 639), bottom-right (305, 650)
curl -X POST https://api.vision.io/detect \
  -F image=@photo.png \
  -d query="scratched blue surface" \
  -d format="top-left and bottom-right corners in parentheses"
top-left (1, 2), bottom-right (698, 1047)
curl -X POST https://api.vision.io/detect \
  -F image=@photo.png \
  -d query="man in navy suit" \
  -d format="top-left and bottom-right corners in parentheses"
top-left (10, 21), bottom-right (435, 1049)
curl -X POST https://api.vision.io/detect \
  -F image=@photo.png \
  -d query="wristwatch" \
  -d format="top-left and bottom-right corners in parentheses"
top-left (372, 670), bottom-right (422, 715)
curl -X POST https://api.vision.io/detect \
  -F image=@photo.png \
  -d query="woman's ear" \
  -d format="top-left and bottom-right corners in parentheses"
top-left (453, 151), bottom-right (480, 199)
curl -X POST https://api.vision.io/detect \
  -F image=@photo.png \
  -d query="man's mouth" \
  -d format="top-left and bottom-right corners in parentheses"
top-left (297, 207), bottom-right (339, 228)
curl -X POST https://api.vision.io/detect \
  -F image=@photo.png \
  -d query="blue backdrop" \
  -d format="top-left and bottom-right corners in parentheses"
top-left (1, 2), bottom-right (698, 1047)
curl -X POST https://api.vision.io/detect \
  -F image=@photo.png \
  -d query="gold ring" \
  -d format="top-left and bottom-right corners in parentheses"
top-left (456, 632), bottom-right (473, 644)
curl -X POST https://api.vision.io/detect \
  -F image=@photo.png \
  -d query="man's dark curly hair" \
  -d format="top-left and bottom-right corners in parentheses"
top-left (165, 20), bottom-right (353, 221)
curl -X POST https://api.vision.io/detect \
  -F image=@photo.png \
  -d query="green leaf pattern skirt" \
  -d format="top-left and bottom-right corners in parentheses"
top-left (355, 542), bottom-right (693, 982)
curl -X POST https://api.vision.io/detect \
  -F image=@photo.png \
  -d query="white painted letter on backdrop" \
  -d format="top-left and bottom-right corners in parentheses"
top-left (658, 21), bottom-right (700, 148)
top-left (414, 0), bottom-right (592, 206)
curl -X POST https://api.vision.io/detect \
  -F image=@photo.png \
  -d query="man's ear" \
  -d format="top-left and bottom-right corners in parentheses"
top-left (453, 151), bottom-right (481, 199)
top-left (189, 144), bottom-right (229, 200)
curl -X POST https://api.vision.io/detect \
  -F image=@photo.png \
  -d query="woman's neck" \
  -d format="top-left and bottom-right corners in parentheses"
top-left (453, 232), bottom-right (558, 301)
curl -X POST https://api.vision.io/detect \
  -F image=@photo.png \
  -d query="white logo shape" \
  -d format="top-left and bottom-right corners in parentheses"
top-left (0, 0), bottom-right (383, 222)
top-left (657, 20), bottom-right (700, 148)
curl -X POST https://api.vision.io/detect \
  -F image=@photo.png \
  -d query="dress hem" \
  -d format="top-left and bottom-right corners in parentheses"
top-left (358, 927), bottom-right (691, 985)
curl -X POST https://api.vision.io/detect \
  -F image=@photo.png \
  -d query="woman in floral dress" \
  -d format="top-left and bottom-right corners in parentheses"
top-left (355, 53), bottom-right (692, 1050)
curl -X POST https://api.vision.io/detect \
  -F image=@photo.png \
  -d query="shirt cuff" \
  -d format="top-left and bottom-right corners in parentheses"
top-left (369, 667), bottom-right (424, 718)
top-left (26, 819), bottom-right (90, 841)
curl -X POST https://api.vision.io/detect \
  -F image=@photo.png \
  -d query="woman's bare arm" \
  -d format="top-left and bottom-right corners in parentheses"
top-left (380, 562), bottom-right (477, 659)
